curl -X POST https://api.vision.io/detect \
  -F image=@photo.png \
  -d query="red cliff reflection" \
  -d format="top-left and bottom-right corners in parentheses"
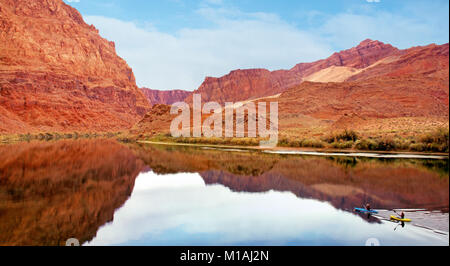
top-left (0, 140), bottom-right (144, 246)
top-left (134, 144), bottom-right (449, 212)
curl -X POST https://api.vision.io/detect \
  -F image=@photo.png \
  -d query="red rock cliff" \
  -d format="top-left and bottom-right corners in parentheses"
top-left (186, 39), bottom-right (399, 104)
top-left (0, 0), bottom-right (150, 133)
top-left (141, 87), bottom-right (191, 106)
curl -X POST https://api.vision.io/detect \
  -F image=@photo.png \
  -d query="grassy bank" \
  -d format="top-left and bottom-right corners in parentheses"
top-left (139, 128), bottom-right (449, 153)
top-left (2, 128), bottom-right (448, 154)
top-left (278, 128), bottom-right (449, 153)
top-left (147, 134), bottom-right (263, 146)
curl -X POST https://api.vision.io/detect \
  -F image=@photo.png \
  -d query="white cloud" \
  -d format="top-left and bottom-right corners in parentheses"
top-left (366, 0), bottom-right (381, 3)
top-left (318, 8), bottom-right (448, 50)
top-left (86, 171), bottom-right (447, 246)
top-left (85, 11), bottom-right (332, 91)
top-left (85, 172), bottom-right (378, 245)
top-left (85, 3), bottom-right (448, 91)
top-left (66, 0), bottom-right (80, 3)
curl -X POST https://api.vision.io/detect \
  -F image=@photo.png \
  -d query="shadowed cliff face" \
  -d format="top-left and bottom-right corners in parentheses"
top-left (0, 140), bottom-right (144, 246)
top-left (141, 88), bottom-right (191, 106)
top-left (132, 144), bottom-right (449, 212)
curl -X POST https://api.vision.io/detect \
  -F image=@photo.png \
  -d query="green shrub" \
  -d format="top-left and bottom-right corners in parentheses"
top-left (330, 141), bottom-right (354, 149)
top-left (301, 139), bottom-right (325, 148)
top-left (355, 139), bottom-right (379, 150)
top-left (289, 139), bottom-right (302, 147)
top-left (410, 143), bottom-right (426, 152)
top-left (420, 128), bottom-right (449, 145)
top-left (324, 130), bottom-right (359, 143)
top-left (278, 138), bottom-right (290, 146)
top-left (376, 137), bottom-right (397, 151)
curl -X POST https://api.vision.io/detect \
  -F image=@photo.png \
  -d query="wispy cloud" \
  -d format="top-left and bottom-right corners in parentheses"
top-left (319, 2), bottom-right (448, 49)
top-left (85, 9), bottom-right (332, 90)
top-left (84, 1), bottom-right (448, 91)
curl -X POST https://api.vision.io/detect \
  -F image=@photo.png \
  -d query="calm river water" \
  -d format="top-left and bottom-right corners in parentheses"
top-left (0, 140), bottom-right (448, 246)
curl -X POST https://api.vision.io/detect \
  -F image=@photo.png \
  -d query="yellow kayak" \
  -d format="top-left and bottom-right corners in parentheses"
top-left (390, 215), bottom-right (411, 222)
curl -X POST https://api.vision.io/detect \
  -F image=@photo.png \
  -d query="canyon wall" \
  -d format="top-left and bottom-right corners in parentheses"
top-left (141, 87), bottom-right (191, 106)
top-left (0, 0), bottom-right (150, 134)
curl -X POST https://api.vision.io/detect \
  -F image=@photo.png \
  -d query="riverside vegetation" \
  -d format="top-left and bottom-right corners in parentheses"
top-left (136, 128), bottom-right (449, 153)
top-left (1, 128), bottom-right (448, 153)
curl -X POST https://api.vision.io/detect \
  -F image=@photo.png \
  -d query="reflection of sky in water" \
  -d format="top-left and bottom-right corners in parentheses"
top-left (86, 172), bottom-right (448, 246)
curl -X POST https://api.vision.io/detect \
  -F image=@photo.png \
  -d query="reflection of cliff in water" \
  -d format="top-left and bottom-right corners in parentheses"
top-left (325, 156), bottom-right (449, 177)
top-left (200, 170), bottom-right (372, 213)
top-left (1, 141), bottom-right (447, 245)
top-left (0, 140), bottom-right (144, 246)
top-left (133, 144), bottom-right (449, 212)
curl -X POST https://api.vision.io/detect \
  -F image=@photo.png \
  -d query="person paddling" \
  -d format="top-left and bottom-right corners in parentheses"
top-left (400, 211), bottom-right (405, 219)
top-left (394, 210), bottom-right (405, 219)
top-left (365, 203), bottom-right (371, 211)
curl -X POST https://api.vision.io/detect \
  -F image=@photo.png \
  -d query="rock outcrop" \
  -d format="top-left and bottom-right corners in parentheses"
top-left (348, 43), bottom-right (449, 81)
top-left (0, 0), bottom-right (150, 133)
top-left (272, 43), bottom-right (449, 136)
top-left (129, 104), bottom-right (174, 136)
top-left (141, 87), bottom-right (191, 106)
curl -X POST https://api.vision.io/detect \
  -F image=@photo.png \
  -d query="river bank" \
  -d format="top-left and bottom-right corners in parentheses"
top-left (1, 132), bottom-right (449, 158)
top-left (137, 140), bottom-right (449, 159)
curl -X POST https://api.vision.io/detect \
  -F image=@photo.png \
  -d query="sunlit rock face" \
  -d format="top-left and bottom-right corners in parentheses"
top-left (0, 140), bottom-right (144, 246)
top-left (0, 0), bottom-right (150, 134)
top-left (139, 41), bottom-right (448, 138)
top-left (184, 39), bottom-right (400, 105)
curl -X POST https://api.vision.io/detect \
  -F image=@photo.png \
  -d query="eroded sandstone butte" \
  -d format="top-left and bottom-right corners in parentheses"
top-left (0, 0), bottom-right (150, 134)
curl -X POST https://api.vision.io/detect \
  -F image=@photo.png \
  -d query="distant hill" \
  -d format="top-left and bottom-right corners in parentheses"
top-left (141, 88), bottom-right (191, 106)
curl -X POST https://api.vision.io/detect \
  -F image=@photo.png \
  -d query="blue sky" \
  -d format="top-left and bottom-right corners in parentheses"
top-left (64, 0), bottom-right (449, 91)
